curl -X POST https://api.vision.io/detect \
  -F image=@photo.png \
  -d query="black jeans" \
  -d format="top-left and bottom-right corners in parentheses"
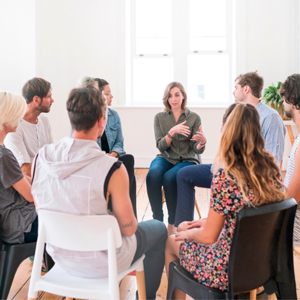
top-left (119, 154), bottom-right (137, 218)
top-left (24, 216), bottom-right (38, 243)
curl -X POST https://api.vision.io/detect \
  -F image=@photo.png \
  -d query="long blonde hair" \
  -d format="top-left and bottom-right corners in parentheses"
top-left (214, 103), bottom-right (285, 205)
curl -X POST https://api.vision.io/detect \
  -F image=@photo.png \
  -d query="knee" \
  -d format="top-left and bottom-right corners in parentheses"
top-left (177, 221), bottom-right (189, 232)
top-left (163, 172), bottom-right (177, 188)
top-left (177, 167), bottom-right (188, 181)
top-left (122, 154), bottom-right (134, 166)
top-left (177, 166), bottom-right (192, 185)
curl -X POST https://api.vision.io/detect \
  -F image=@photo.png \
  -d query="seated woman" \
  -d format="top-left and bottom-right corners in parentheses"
top-left (146, 82), bottom-right (206, 235)
top-left (0, 91), bottom-right (37, 244)
top-left (77, 76), bottom-right (137, 217)
top-left (165, 103), bottom-right (285, 298)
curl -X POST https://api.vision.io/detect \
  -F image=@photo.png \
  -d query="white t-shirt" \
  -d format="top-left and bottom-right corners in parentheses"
top-left (4, 114), bottom-right (53, 166)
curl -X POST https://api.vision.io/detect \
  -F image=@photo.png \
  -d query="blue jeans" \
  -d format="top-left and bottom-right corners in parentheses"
top-left (146, 157), bottom-right (195, 224)
top-left (132, 220), bottom-right (167, 300)
top-left (174, 164), bottom-right (213, 227)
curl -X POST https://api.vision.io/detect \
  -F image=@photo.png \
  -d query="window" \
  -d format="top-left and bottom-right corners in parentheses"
top-left (127, 0), bottom-right (236, 106)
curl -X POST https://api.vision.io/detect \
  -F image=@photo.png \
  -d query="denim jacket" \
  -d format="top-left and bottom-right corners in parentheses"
top-left (97, 107), bottom-right (126, 156)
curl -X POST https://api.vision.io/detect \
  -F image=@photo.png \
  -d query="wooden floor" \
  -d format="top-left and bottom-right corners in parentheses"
top-left (7, 169), bottom-right (300, 300)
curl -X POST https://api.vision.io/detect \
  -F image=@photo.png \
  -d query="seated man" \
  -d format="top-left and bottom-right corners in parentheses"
top-left (279, 74), bottom-right (300, 243)
top-left (31, 86), bottom-right (167, 300)
top-left (0, 91), bottom-right (37, 244)
top-left (4, 77), bottom-right (54, 178)
top-left (175, 71), bottom-right (286, 226)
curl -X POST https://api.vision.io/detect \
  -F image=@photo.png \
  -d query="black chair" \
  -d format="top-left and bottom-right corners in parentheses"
top-left (167, 198), bottom-right (297, 300)
top-left (0, 239), bottom-right (36, 300)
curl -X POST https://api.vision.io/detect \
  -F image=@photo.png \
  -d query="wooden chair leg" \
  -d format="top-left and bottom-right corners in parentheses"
top-left (136, 270), bottom-right (146, 300)
top-left (268, 293), bottom-right (277, 300)
top-left (195, 200), bottom-right (201, 219)
top-left (249, 289), bottom-right (257, 300)
top-left (162, 187), bottom-right (166, 204)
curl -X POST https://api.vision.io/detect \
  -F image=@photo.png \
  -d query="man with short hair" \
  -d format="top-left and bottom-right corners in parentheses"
top-left (175, 71), bottom-right (286, 227)
top-left (279, 74), bottom-right (300, 242)
top-left (4, 77), bottom-right (54, 178)
top-left (233, 71), bottom-right (286, 164)
top-left (31, 86), bottom-right (167, 299)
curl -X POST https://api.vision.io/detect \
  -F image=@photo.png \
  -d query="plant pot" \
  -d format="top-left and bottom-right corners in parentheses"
top-left (268, 102), bottom-right (291, 121)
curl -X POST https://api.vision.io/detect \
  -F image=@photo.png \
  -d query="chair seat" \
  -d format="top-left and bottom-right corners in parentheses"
top-left (31, 254), bottom-right (145, 300)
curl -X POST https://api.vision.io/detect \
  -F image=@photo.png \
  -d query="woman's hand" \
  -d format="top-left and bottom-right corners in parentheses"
top-left (174, 228), bottom-right (198, 242)
top-left (169, 120), bottom-right (191, 137)
top-left (191, 125), bottom-right (207, 149)
top-left (186, 219), bottom-right (206, 230)
top-left (107, 151), bottom-right (119, 158)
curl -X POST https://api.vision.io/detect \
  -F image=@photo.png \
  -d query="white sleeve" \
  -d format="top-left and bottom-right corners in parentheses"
top-left (4, 128), bottom-right (31, 167)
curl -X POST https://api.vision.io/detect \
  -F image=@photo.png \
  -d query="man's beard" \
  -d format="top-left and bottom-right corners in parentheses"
top-left (36, 103), bottom-right (50, 113)
top-left (285, 108), bottom-right (293, 119)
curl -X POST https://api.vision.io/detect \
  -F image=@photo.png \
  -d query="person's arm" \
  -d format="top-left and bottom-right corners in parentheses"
top-left (12, 178), bottom-right (34, 203)
top-left (108, 164), bottom-right (137, 236)
top-left (109, 111), bottom-right (126, 156)
top-left (24, 174), bottom-right (32, 184)
top-left (262, 114), bottom-right (285, 165)
top-left (21, 163), bottom-right (32, 177)
top-left (189, 114), bottom-right (206, 154)
top-left (175, 168), bottom-right (236, 244)
top-left (4, 129), bottom-right (32, 172)
top-left (155, 114), bottom-right (191, 152)
top-left (0, 148), bottom-right (34, 203)
top-left (285, 145), bottom-right (300, 202)
top-left (175, 208), bottom-right (225, 243)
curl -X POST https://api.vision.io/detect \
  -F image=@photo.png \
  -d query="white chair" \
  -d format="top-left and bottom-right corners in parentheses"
top-left (28, 210), bottom-right (146, 300)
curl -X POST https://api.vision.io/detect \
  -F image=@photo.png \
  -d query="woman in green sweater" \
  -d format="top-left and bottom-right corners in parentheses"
top-left (146, 82), bottom-right (206, 235)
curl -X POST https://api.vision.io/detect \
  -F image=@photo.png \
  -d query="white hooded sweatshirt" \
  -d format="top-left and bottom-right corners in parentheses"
top-left (32, 137), bottom-right (136, 278)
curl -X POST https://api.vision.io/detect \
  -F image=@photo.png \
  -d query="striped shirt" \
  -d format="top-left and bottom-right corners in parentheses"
top-left (256, 101), bottom-right (286, 165)
top-left (284, 134), bottom-right (300, 242)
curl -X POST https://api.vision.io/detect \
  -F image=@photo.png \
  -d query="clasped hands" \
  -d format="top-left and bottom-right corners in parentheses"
top-left (169, 121), bottom-right (207, 147)
top-left (175, 219), bottom-right (206, 242)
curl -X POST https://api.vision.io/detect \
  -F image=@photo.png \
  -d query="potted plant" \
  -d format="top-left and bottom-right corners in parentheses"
top-left (262, 82), bottom-right (290, 120)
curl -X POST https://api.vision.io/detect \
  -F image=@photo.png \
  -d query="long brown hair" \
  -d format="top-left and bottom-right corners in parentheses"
top-left (214, 103), bottom-right (285, 205)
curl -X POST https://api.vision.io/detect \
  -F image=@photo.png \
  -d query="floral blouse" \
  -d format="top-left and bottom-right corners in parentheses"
top-left (179, 168), bottom-right (250, 291)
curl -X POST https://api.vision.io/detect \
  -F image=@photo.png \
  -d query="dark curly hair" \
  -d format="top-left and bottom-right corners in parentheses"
top-left (279, 74), bottom-right (300, 110)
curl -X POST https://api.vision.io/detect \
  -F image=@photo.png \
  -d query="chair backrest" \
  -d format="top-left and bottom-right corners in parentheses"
top-left (228, 198), bottom-right (297, 296)
top-left (37, 210), bottom-right (122, 251)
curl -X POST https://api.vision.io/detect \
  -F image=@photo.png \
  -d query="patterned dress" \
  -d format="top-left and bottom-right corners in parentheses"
top-left (179, 168), bottom-right (251, 291)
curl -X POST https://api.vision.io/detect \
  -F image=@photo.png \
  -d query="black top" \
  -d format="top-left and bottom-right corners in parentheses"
top-left (101, 131), bottom-right (110, 153)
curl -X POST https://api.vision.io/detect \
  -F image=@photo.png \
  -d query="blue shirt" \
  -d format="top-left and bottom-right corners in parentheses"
top-left (97, 107), bottom-right (126, 156)
top-left (255, 101), bottom-right (286, 165)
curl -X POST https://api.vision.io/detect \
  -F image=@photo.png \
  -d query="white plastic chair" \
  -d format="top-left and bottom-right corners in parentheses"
top-left (28, 210), bottom-right (146, 300)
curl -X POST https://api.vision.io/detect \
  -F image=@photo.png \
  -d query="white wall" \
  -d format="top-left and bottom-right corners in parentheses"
top-left (0, 0), bottom-right (298, 168)
top-left (0, 0), bottom-right (36, 93)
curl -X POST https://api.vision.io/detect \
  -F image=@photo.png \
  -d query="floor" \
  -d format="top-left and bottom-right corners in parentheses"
top-left (7, 169), bottom-right (300, 300)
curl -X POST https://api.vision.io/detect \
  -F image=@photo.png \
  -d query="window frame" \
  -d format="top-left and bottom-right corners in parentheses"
top-left (126, 0), bottom-right (236, 107)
